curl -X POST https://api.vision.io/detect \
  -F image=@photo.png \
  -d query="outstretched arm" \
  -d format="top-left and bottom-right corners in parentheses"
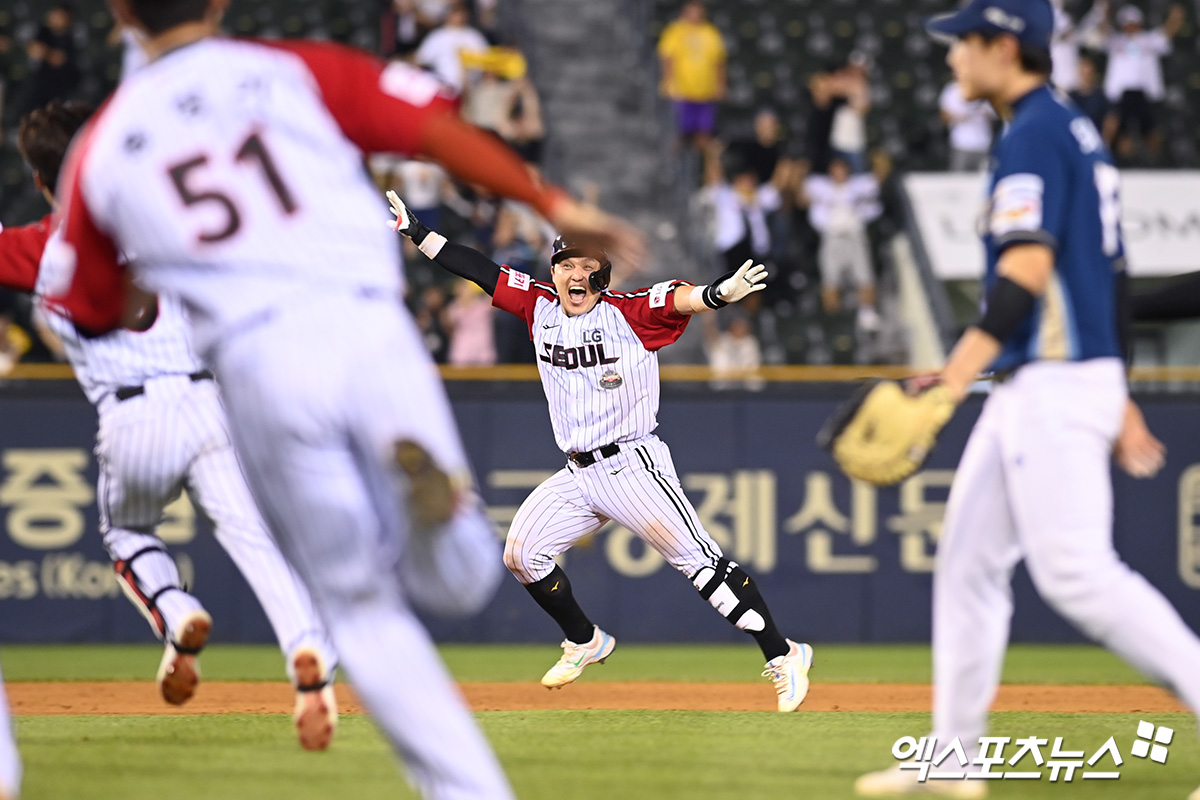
top-left (388, 191), bottom-right (501, 295)
top-left (672, 259), bottom-right (768, 316)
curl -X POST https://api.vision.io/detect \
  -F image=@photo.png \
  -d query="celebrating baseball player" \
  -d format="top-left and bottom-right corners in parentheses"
top-left (5, 100), bottom-right (340, 750)
top-left (46, 0), bottom-right (642, 795)
top-left (387, 191), bottom-right (814, 711)
top-left (829, 0), bottom-right (1200, 795)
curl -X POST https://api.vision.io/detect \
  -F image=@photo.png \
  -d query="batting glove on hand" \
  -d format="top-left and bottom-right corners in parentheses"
top-left (386, 190), bottom-right (433, 246)
top-left (717, 259), bottom-right (768, 304)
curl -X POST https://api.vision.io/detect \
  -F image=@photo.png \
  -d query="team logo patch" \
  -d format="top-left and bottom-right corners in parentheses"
top-left (599, 369), bottom-right (623, 390)
top-left (990, 173), bottom-right (1044, 236)
top-left (648, 281), bottom-right (673, 309)
top-left (507, 270), bottom-right (531, 291)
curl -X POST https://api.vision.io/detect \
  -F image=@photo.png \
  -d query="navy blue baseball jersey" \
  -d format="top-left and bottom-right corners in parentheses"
top-left (983, 84), bottom-right (1125, 371)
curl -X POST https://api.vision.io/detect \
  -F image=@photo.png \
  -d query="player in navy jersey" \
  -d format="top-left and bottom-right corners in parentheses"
top-left (855, 0), bottom-right (1200, 795)
top-left (388, 191), bottom-right (815, 712)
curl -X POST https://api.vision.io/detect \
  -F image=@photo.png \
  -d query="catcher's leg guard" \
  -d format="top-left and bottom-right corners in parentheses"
top-left (692, 558), bottom-right (789, 659)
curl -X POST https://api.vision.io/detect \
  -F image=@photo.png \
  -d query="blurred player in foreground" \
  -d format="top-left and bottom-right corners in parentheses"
top-left (848, 0), bottom-right (1200, 795)
top-left (4, 99), bottom-right (340, 749)
top-left (388, 191), bottom-right (814, 712)
top-left (49, 0), bottom-right (640, 794)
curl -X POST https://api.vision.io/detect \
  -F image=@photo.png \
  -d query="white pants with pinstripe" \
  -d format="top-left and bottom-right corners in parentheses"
top-left (97, 374), bottom-right (336, 678)
top-left (0, 661), bottom-right (19, 800)
top-left (505, 435), bottom-right (723, 584)
top-left (210, 293), bottom-right (512, 800)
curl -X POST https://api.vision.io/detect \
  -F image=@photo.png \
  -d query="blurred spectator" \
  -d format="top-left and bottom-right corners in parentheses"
top-left (415, 5), bottom-right (489, 92)
top-left (805, 66), bottom-right (839, 174)
top-left (802, 157), bottom-right (882, 332)
top-left (444, 279), bottom-right (496, 366)
top-left (412, 285), bottom-right (451, 363)
top-left (16, 4), bottom-right (81, 118)
top-left (0, 22), bottom-right (13, 124)
top-left (1099, 3), bottom-right (1186, 163)
top-left (699, 141), bottom-right (782, 274)
top-left (939, 80), bottom-right (994, 172)
top-left (417, 0), bottom-right (454, 26)
top-left (1051, 0), bottom-right (1106, 92)
top-left (828, 53), bottom-right (872, 173)
top-left (1069, 55), bottom-right (1112, 140)
top-left (657, 0), bottom-right (727, 150)
top-left (732, 108), bottom-right (785, 185)
top-left (392, 158), bottom-right (448, 232)
top-left (381, 0), bottom-right (425, 59)
top-left (463, 55), bottom-right (544, 164)
top-left (704, 311), bottom-right (764, 391)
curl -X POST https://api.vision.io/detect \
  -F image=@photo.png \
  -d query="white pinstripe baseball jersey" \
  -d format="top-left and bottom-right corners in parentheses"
top-left (36, 230), bottom-right (203, 404)
top-left (492, 267), bottom-right (690, 453)
top-left (49, 37), bottom-right (451, 357)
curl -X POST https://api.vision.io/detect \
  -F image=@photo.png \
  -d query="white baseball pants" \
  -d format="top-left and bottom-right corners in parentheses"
top-left (212, 292), bottom-right (510, 800)
top-left (505, 435), bottom-right (722, 584)
top-left (932, 359), bottom-right (1200, 748)
top-left (97, 376), bottom-right (336, 677)
top-left (0, 662), bottom-right (19, 800)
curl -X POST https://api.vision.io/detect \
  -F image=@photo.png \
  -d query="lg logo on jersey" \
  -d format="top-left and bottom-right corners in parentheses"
top-left (539, 339), bottom-right (619, 370)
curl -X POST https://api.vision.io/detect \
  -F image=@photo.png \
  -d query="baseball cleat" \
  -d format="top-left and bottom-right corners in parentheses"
top-left (292, 649), bottom-right (337, 751)
top-left (541, 626), bottom-right (616, 688)
top-left (762, 639), bottom-right (814, 712)
top-left (854, 765), bottom-right (988, 798)
top-left (157, 610), bottom-right (211, 706)
top-left (395, 440), bottom-right (455, 529)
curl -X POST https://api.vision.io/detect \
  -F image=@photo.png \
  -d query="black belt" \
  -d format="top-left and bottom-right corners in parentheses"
top-left (115, 370), bottom-right (214, 402)
top-left (567, 443), bottom-right (620, 468)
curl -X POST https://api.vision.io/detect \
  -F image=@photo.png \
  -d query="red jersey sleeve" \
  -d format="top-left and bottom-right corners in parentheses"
top-left (609, 280), bottom-right (692, 351)
top-left (492, 266), bottom-right (556, 338)
top-left (0, 215), bottom-right (52, 293)
top-left (49, 120), bottom-right (128, 334)
top-left (258, 39), bottom-right (566, 219)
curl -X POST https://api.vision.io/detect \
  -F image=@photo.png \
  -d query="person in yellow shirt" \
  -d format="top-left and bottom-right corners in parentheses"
top-left (658, 0), bottom-right (727, 149)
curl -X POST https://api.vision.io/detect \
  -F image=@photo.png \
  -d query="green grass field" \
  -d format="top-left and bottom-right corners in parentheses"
top-left (3, 644), bottom-right (1196, 800)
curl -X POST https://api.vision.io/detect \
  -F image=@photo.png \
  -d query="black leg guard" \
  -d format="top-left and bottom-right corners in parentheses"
top-left (693, 558), bottom-right (790, 660)
top-left (523, 565), bottom-right (595, 645)
top-left (114, 545), bottom-right (188, 641)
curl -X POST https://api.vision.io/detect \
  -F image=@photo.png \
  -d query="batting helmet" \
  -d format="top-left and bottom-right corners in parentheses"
top-left (550, 235), bottom-right (612, 292)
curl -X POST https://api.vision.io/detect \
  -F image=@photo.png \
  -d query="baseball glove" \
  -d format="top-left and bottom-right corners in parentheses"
top-left (817, 379), bottom-right (957, 486)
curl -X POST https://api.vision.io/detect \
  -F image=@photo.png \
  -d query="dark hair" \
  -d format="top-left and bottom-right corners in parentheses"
top-left (975, 31), bottom-right (1052, 78)
top-left (17, 100), bottom-right (92, 192)
top-left (126, 0), bottom-right (210, 35)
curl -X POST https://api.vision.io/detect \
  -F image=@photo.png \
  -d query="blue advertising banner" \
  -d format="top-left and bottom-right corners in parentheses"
top-left (0, 383), bottom-right (1196, 645)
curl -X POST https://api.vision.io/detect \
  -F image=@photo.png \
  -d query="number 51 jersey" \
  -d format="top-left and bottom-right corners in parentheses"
top-left (49, 37), bottom-right (455, 356)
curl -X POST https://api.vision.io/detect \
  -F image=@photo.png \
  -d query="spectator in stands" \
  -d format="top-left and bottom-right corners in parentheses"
top-left (464, 55), bottom-right (545, 164)
top-left (1099, 3), bottom-right (1186, 164)
top-left (381, 0), bottom-right (425, 59)
top-left (699, 140), bottom-right (782, 275)
top-left (939, 79), bottom-right (994, 172)
top-left (657, 0), bottom-right (727, 151)
top-left (732, 108), bottom-right (785, 186)
top-left (1051, 0), bottom-right (1106, 92)
top-left (705, 310), bottom-right (764, 391)
top-left (1069, 55), bottom-right (1113, 140)
top-left (389, 158), bottom-right (448, 232)
top-left (16, 4), bottom-right (81, 118)
top-left (444, 279), bottom-right (496, 366)
top-left (412, 285), bottom-right (450, 364)
top-left (805, 65), bottom-right (839, 175)
top-left (802, 157), bottom-right (882, 332)
top-left (415, 4), bottom-right (489, 92)
top-left (828, 52), bottom-right (872, 173)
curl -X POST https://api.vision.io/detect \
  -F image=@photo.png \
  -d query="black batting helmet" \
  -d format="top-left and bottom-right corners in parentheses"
top-left (550, 235), bottom-right (612, 292)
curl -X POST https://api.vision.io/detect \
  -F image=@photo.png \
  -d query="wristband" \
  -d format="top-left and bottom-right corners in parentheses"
top-left (976, 276), bottom-right (1036, 343)
top-left (418, 231), bottom-right (448, 260)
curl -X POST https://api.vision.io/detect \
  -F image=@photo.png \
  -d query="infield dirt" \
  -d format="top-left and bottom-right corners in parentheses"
top-left (6, 681), bottom-right (1187, 715)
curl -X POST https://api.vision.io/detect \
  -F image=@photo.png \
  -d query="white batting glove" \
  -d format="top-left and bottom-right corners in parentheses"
top-left (386, 190), bottom-right (416, 234)
top-left (716, 259), bottom-right (768, 304)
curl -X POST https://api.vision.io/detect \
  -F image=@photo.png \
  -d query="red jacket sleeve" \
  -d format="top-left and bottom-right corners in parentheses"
top-left (609, 281), bottom-right (692, 351)
top-left (0, 216), bottom-right (51, 293)
top-left (492, 266), bottom-right (556, 338)
top-left (48, 119), bottom-right (128, 334)
top-left (259, 39), bottom-right (566, 219)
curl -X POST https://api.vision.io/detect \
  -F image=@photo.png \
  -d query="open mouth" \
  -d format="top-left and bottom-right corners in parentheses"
top-left (568, 286), bottom-right (587, 299)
